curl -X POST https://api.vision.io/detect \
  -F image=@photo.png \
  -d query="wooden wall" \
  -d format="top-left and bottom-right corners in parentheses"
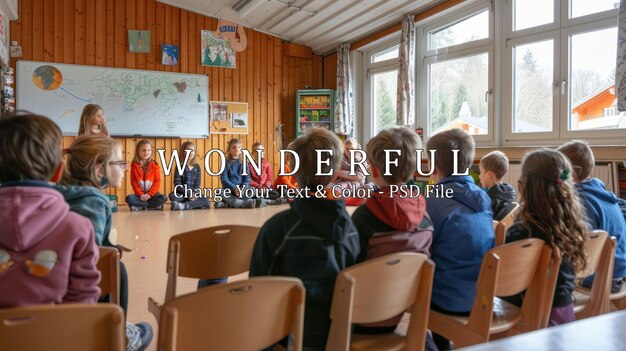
top-left (281, 43), bottom-right (323, 142)
top-left (10, 0), bottom-right (319, 205)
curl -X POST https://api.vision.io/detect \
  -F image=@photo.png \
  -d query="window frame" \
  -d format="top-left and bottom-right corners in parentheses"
top-left (418, 0), bottom-right (495, 144)
top-left (362, 37), bottom-right (401, 142)
top-left (503, 0), bottom-right (624, 145)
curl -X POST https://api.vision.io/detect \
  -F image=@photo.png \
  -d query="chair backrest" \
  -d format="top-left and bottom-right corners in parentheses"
top-left (467, 239), bottom-right (557, 336)
top-left (494, 222), bottom-right (506, 246)
top-left (97, 246), bottom-right (120, 304)
top-left (326, 252), bottom-right (434, 351)
top-left (164, 225), bottom-right (260, 302)
top-left (577, 230), bottom-right (615, 318)
top-left (0, 304), bottom-right (125, 351)
top-left (499, 202), bottom-right (521, 228)
top-left (158, 277), bottom-right (305, 351)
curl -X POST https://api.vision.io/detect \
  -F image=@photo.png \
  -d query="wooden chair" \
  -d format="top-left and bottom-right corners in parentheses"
top-left (428, 238), bottom-right (560, 348)
top-left (326, 252), bottom-right (435, 351)
top-left (499, 202), bottom-right (521, 228)
top-left (494, 221), bottom-right (506, 246)
top-left (97, 246), bottom-right (121, 304)
top-left (493, 202), bottom-right (521, 246)
top-left (609, 280), bottom-right (626, 309)
top-left (0, 304), bottom-right (125, 351)
top-left (148, 225), bottom-right (260, 321)
top-left (158, 277), bottom-right (305, 351)
top-left (573, 231), bottom-right (616, 319)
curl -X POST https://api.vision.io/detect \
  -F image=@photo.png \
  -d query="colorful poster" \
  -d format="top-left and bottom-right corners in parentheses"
top-left (161, 44), bottom-right (178, 65)
top-left (128, 30), bottom-right (151, 53)
top-left (201, 30), bottom-right (236, 68)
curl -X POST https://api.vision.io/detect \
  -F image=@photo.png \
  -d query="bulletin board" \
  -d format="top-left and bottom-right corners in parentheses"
top-left (210, 101), bottom-right (248, 134)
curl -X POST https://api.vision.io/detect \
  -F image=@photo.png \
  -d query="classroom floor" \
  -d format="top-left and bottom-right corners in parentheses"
top-left (114, 204), bottom-right (358, 350)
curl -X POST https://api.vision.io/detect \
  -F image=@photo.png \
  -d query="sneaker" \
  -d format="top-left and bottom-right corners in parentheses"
top-left (147, 205), bottom-right (164, 211)
top-left (170, 202), bottom-right (186, 211)
top-left (129, 206), bottom-right (145, 211)
top-left (126, 322), bottom-right (153, 351)
top-left (255, 198), bottom-right (267, 208)
top-left (214, 201), bottom-right (227, 208)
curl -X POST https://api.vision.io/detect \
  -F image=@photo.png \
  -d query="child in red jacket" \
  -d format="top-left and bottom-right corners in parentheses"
top-left (249, 142), bottom-right (280, 201)
top-left (125, 139), bottom-right (167, 210)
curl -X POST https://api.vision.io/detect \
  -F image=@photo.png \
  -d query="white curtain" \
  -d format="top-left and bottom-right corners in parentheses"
top-left (617, 0), bottom-right (626, 111)
top-left (396, 14), bottom-right (416, 126)
top-left (335, 43), bottom-right (354, 135)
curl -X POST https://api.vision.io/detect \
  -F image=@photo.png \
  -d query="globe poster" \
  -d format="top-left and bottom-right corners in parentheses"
top-left (18, 61), bottom-right (209, 137)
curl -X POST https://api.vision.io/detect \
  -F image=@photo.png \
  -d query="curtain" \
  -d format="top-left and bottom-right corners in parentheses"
top-left (617, 0), bottom-right (626, 111)
top-left (396, 14), bottom-right (416, 126)
top-left (335, 43), bottom-right (354, 135)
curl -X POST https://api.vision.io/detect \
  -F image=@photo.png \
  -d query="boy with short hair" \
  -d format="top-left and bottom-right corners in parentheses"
top-left (0, 112), bottom-right (101, 307)
top-left (426, 128), bottom-right (494, 350)
top-left (249, 128), bottom-right (360, 350)
top-left (557, 140), bottom-right (626, 292)
top-left (352, 127), bottom-right (431, 262)
top-left (479, 150), bottom-right (517, 221)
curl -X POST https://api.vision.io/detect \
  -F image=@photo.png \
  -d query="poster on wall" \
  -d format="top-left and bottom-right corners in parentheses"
top-left (201, 30), bottom-right (236, 68)
top-left (210, 101), bottom-right (248, 134)
top-left (161, 44), bottom-right (178, 65)
top-left (128, 30), bottom-right (151, 53)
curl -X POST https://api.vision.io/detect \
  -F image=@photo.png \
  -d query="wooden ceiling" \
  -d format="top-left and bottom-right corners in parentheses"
top-left (157, 0), bottom-right (439, 54)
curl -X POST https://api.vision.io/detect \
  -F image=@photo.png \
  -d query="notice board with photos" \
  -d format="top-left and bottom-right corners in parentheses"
top-left (209, 101), bottom-right (248, 134)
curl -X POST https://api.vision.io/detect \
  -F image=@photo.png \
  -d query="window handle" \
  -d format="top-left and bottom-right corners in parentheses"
top-left (485, 89), bottom-right (492, 103)
top-left (561, 80), bottom-right (567, 95)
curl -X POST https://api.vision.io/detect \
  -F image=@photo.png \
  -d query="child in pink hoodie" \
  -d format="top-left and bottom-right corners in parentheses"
top-left (0, 112), bottom-right (100, 307)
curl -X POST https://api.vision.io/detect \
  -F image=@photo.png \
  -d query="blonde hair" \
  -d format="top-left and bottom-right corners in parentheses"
top-left (62, 136), bottom-right (122, 189)
top-left (0, 112), bottom-right (63, 182)
top-left (290, 128), bottom-right (342, 187)
top-left (366, 127), bottom-right (422, 185)
top-left (134, 139), bottom-right (153, 164)
top-left (480, 150), bottom-right (509, 180)
top-left (519, 149), bottom-right (588, 273)
top-left (426, 128), bottom-right (475, 178)
top-left (78, 104), bottom-right (108, 136)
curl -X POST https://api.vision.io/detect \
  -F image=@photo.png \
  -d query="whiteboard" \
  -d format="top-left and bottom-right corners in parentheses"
top-left (17, 60), bottom-right (209, 137)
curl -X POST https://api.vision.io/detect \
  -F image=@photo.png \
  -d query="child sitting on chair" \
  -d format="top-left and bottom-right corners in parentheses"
top-left (249, 128), bottom-right (360, 350)
top-left (479, 150), bottom-right (516, 221)
top-left (558, 140), bottom-right (626, 293)
top-left (0, 112), bottom-right (100, 308)
top-left (426, 128), bottom-right (494, 351)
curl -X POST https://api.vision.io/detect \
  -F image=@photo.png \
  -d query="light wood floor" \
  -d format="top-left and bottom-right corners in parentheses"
top-left (114, 204), bottom-right (357, 350)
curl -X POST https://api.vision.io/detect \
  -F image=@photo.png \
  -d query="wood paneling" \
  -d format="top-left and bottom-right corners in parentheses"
top-left (281, 50), bottom-right (321, 143)
top-left (10, 0), bottom-right (319, 206)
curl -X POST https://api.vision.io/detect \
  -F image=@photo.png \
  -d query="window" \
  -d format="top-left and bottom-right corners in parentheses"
top-left (512, 40), bottom-right (554, 133)
top-left (570, 0), bottom-right (619, 18)
top-left (371, 45), bottom-right (399, 63)
top-left (429, 10), bottom-right (489, 50)
top-left (568, 27), bottom-right (617, 131)
top-left (372, 70), bottom-right (398, 133)
top-left (429, 53), bottom-right (489, 135)
top-left (419, 1), bottom-right (493, 141)
top-left (514, 0), bottom-right (554, 31)
top-left (363, 39), bottom-right (402, 140)
top-left (504, 0), bottom-right (623, 143)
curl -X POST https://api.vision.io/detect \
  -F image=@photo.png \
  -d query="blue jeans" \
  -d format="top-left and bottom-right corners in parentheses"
top-left (168, 192), bottom-right (211, 209)
top-left (197, 278), bottom-right (227, 290)
top-left (125, 193), bottom-right (167, 209)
